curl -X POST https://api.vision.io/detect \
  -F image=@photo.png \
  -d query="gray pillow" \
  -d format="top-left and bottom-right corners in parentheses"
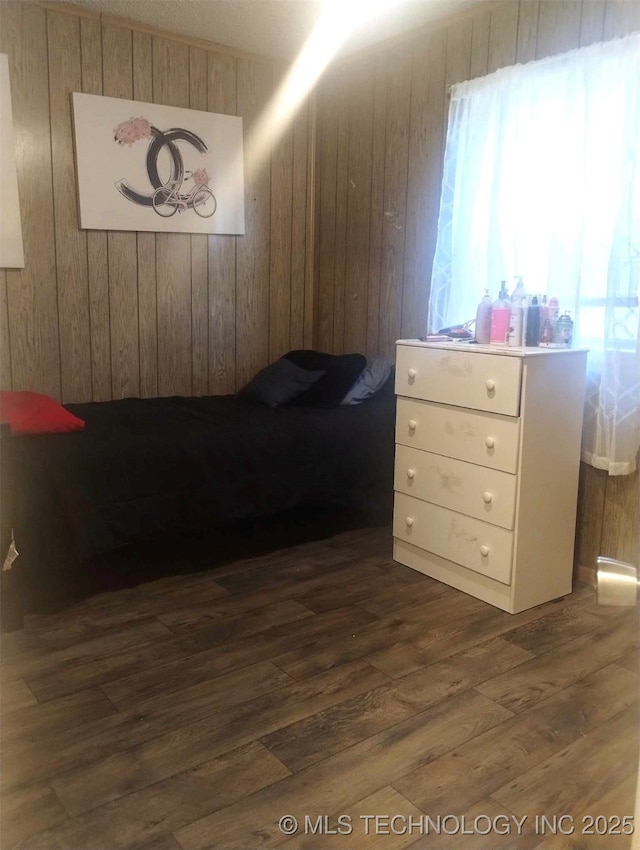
top-left (237, 358), bottom-right (325, 408)
top-left (341, 357), bottom-right (393, 405)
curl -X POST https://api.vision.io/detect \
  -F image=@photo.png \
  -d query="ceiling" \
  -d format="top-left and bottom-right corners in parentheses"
top-left (71, 0), bottom-right (477, 61)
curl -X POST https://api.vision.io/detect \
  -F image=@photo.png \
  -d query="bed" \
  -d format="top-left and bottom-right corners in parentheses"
top-left (1, 358), bottom-right (395, 628)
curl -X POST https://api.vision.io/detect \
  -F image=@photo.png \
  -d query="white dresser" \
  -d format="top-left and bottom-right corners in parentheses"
top-left (393, 340), bottom-right (588, 613)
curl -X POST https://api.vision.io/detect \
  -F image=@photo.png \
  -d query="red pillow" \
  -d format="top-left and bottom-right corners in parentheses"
top-left (0, 391), bottom-right (85, 435)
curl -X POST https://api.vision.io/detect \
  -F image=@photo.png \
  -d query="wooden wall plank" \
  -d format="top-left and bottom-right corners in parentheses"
top-left (80, 15), bottom-right (111, 401)
top-left (85, 235), bottom-right (110, 400)
top-left (410, 15), bottom-right (472, 344)
top-left (133, 30), bottom-right (158, 399)
top-left (303, 97), bottom-right (316, 350)
top-left (190, 46), bottom-right (210, 395)
top-left (0, 271), bottom-right (11, 389)
top-left (579, 0), bottom-right (606, 46)
top-left (0, 1), bottom-right (61, 398)
top-left (400, 40), bottom-right (426, 344)
top-left (516, 0), bottom-right (540, 62)
top-left (332, 72), bottom-right (350, 355)
top-left (153, 36), bottom-right (192, 396)
top-left (420, 31), bottom-right (448, 330)
top-left (603, 0), bottom-right (640, 37)
top-left (207, 52), bottom-right (237, 394)
top-left (189, 46), bottom-right (208, 116)
top-left (132, 31), bottom-right (152, 126)
top-left (106, 232), bottom-right (140, 400)
top-left (401, 30), bottom-right (447, 342)
top-left (48, 10), bottom-right (92, 404)
top-left (269, 67), bottom-right (293, 362)
top-left (365, 50), bottom-right (388, 357)
top-left (290, 101), bottom-right (309, 351)
top-left (600, 468), bottom-right (640, 564)
top-left (107, 236), bottom-right (139, 400)
top-left (488, 1), bottom-right (519, 72)
top-left (535, 0), bottom-right (582, 58)
top-left (470, 9), bottom-right (491, 78)
top-left (444, 17), bottom-right (473, 120)
top-left (315, 79), bottom-right (339, 352)
top-left (343, 55), bottom-right (374, 355)
top-left (378, 45), bottom-right (412, 359)
top-left (235, 57), bottom-right (273, 387)
top-left (154, 233), bottom-right (191, 394)
top-left (136, 234), bottom-right (157, 398)
top-left (191, 234), bottom-right (209, 395)
top-left (574, 463), bottom-right (607, 571)
top-left (102, 23), bottom-right (140, 400)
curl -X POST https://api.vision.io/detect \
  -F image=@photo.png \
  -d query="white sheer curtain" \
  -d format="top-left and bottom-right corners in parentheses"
top-left (429, 33), bottom-right (640, 475)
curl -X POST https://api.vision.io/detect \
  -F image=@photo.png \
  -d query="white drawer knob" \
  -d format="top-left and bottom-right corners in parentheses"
top-left (408, 368), bottom-right (417, 379)
top-left (485, 436), bottom-right (495, 449)
top-left (485, 379), bottom-right (496, 391)
top-left (482, 492), bottom-right (493, 504)
top-left (405, 517), bottom-right (414, 527)
top-left (408, 419), bottom-right (417, 431)
top-left (479, 545), bottom-right (490, 557)
top-left (407, 468), bottom-right (416, 480)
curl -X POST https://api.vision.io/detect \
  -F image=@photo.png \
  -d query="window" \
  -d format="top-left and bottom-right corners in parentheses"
top-left (429, 33), bottom-right (640, 474)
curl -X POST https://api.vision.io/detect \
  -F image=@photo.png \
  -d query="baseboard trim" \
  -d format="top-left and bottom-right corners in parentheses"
top-left (576, 563), bottom-right (596, 587)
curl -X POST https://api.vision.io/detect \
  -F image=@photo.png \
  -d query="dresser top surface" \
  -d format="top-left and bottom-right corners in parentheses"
top-left (396, 339), bottom-right (588, 358)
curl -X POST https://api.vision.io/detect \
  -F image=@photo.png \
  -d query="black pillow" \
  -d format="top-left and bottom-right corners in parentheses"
top-left (237, 358), bottom-right (325, 408)
top-left (283, 350), bottom-right (366, 407)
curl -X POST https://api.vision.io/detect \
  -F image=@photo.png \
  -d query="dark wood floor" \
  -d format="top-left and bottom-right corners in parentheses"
top-left (1, 526), bottom-right (638, 850)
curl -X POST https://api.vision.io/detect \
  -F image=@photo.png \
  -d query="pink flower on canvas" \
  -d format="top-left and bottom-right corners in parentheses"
top-left (192, 167), bottom-right (210, 186)
top-left (114, 117), bottom-right (152, 146)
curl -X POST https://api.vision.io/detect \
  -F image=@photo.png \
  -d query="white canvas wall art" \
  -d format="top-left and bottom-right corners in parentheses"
top-left (72, 93), bottom-right (245, 235)
top-left (0, 53), bottom-right (25, 268)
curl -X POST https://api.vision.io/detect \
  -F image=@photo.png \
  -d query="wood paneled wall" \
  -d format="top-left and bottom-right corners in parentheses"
top-left (313, 0), bottom-right (640, 568)
top-left (0, 1), bottom-right (314, 401)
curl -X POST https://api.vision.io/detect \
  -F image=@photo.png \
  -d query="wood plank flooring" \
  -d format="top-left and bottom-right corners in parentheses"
top-left (1, 526), bottom-right (638, 850)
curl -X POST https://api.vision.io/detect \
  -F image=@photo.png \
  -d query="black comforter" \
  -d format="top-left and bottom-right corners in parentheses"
top-left (3, 389), bottom-right (395, 621)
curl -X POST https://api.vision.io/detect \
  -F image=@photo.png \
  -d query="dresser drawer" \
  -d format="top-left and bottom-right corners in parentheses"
top-left (395, 398), bottom-right (520, 474)
top-left (396, 346), bottom-right (522, 416)
top-left (393, 492), bottom-right (513, 584)
top-left (394, 445), bottom-right (517, 530)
